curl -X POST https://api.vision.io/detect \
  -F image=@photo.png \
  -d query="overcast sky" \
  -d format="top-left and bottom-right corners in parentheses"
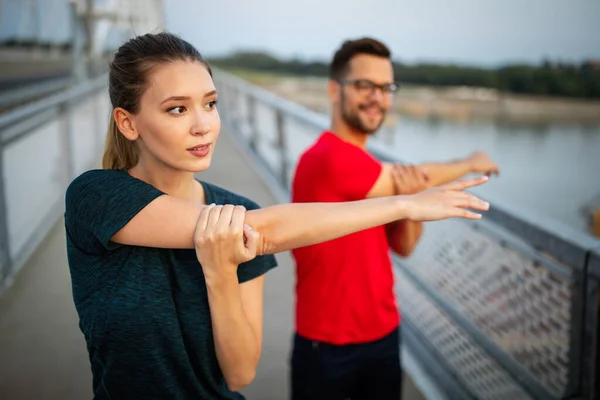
top-left (164, 0), bottom-right (599, 66)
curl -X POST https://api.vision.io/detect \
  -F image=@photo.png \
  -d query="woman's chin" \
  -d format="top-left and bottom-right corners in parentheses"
top-left (187, 158), bottom-right (212, 173)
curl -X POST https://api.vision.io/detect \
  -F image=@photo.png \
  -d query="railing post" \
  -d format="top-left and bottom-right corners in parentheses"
top-left (59, 102), bottom-right (75, 184)
top-left (225, 86), bottom-right (238, 133)
top-left (247, 96), bottom-right (258, 152)
top-left (0, 141), bottom-right (12, 288)
top-left (70, 2), bottom-right (87, 83)
top-left (93, 92), bottom-right (103, 164)
top-left (275, 110), bottom-right (289, 188)
top-left (582, 249), bottom-right (600, 399)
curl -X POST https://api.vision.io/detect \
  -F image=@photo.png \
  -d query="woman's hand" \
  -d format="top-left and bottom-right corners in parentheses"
top-left (403, 176), bottom-right (491, 221)
top-left (194, 204), bottom-right (260, 279)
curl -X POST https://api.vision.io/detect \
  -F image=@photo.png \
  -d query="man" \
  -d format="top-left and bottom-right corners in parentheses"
top-left (290, 37), bottom-right (499, 400)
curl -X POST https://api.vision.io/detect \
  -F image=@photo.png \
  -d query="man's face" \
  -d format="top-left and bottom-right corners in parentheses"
top-left (334, 54), bottom-right (397, 134)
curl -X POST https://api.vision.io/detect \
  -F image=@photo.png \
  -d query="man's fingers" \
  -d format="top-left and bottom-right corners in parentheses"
top-left (419, 167), bottom-right (430, 182)
top-left (411, 165), bottom-right (428, 185)
top-left (392, 165), bottom-right (406, 185)
top-left (486, 166), bottom-right (499, 177)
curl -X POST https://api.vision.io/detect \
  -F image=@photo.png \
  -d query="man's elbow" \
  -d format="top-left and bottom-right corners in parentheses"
top-left (392, 242), bottom-right (417, 258)
top-left (391, 232), bottom-right (422, 257)
top-left (225, 368), bottom-right (257, 392)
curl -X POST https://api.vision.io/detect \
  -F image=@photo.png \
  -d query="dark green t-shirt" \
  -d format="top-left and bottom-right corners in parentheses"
top-left (64, 169), bottom-right (278, 399)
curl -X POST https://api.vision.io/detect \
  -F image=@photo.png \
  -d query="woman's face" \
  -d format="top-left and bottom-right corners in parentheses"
top-left (131, 60), bottom-right (221, 173)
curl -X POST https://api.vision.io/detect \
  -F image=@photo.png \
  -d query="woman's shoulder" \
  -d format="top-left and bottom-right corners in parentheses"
top-left (66, 168), bottom-right (162, 210)
top-left (67, 168), bottom-right (117, 198)
top-left (200, 181), bottom-right (262, 210)
top-left (68, 168), bottom-right (128, 189)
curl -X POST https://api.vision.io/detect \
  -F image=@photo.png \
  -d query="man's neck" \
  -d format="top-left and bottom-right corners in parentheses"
top-left (330, 121), bottom-right (369, 149)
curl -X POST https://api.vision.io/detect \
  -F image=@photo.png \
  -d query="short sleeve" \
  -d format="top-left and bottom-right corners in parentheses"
top-left (65, 169), bottom-right (165, 253)
top-left (325, 140), bottom-right (383, 201)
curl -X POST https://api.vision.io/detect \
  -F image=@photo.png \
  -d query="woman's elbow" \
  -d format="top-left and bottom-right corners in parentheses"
top-left (226, 368), bottom-right (257, 392)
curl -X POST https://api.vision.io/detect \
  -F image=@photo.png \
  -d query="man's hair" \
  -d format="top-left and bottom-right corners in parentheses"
top-left (329, 37), bottom-right (391, 80)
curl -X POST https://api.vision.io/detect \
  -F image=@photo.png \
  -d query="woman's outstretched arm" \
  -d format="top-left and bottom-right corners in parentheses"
top-left (111, 176), bottom-right (490, 253)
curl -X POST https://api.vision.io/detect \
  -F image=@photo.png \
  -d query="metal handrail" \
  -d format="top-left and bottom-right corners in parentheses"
top-left (213, 67), bottom-right (600, 399)
top-left (0, 73), bottom-right (108, 295)
top-left (0, 73), bottom-right (108, 136)
top-left (213, 68), bottom-right (600, 265)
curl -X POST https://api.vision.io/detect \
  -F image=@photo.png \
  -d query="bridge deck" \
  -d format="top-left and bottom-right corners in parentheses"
top-left (0, 129), bottom-right (425, 399)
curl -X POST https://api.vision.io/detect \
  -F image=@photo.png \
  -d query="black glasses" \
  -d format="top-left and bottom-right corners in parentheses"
top-left (337, 79), bottom-right (399, 95)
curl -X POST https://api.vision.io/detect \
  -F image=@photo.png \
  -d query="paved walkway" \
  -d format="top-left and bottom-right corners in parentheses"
top-left (0, 129), bottom-right (425, 399)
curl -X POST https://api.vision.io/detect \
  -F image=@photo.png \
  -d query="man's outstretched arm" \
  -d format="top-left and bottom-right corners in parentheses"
top-left (420, 151), bottom-right (500, 187)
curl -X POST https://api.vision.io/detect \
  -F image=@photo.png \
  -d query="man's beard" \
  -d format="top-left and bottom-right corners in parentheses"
top-left (340, 94), bottom-right (386, 135)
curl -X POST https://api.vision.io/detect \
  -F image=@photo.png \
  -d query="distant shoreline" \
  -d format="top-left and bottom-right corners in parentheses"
top-left (226, 69), bottom-right (600, 128)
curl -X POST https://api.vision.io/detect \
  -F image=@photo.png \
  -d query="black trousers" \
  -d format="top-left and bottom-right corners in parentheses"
top-left (290, 326), bottom-right (403, 400)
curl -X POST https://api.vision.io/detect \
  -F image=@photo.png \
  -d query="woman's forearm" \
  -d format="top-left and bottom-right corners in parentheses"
top-left (205, 271), bottom-right (260, 392)
top-left (245, 196), bottom-right (408, 255)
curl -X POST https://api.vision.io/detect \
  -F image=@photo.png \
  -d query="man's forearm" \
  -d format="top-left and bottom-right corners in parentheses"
top-left (420, 159), bottom-right (472, 187)
top-left (205, 272), bottom-right (260, 392)
top-left (387, 219), bottom-right (423, 257)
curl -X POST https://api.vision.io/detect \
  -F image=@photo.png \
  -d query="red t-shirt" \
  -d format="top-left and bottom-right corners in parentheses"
top-left (291, 131), bottom-right (400, 345)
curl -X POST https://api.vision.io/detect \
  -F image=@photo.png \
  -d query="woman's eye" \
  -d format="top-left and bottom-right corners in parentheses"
top-left (167, 106), bottom-right (186, 115)
top-left (206, 100), bottom-right (218, 110)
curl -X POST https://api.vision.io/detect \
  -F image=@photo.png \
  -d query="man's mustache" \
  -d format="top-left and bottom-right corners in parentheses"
top-left (358, 103), bottom-right (386, 113)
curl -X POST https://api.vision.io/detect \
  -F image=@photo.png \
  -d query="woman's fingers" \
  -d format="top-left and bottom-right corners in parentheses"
top-left (216, 205), bottom-right (235, 232)
top-left (446, 192), bottom-right (489, 219)
top-left (453, 192), bottom-right (490, 211)
top-left (196, 203), bottom-right (216, 232)
top-left (230, 205), bottom-right (247, 229)
top-left (206, 205), bottom-right (223, 233)
top-left (243, 225), bottom-right (260, 256)
top-left (445, 175), bottom-right (489, 191)
top-left (458, 209), bottom-right (483, 220)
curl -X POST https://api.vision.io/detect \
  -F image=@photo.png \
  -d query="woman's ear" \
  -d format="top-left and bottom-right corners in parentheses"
top-left (113, 107), bottom-right (138, 141)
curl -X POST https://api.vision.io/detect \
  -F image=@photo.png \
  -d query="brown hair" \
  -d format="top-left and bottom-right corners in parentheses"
top-left (329, 37), bottom-right (391, 81)
top-left (102, 32), bottom-right (212, 170)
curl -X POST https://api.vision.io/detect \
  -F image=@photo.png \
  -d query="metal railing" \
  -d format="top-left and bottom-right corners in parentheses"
top-left (0, 73), bottom-right (109, 294)
top-left (213, 68), bottom-right (600, 400)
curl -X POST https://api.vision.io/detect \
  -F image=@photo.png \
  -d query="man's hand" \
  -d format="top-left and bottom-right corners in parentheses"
top-left (391, 164), bottom-right (430, 195)
top-left (468, 151), bottom-right (499, 176)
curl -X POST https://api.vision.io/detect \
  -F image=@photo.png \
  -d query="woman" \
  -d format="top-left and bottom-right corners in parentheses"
top-left (65, 32), bottom-right (489, 399)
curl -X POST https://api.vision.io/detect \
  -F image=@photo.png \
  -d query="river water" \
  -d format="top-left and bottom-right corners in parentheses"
top-left (377, 117), bottom-right (600, 234)
top-left (250, 99), bottom-right (600, 235)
